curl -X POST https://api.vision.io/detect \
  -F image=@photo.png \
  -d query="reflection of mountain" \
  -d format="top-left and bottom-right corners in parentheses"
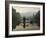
top-left (20, 12), bottom-right (37, 17)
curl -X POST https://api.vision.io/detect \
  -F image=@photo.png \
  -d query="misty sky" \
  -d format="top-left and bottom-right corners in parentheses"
top-left (13, 6), bottom-right (40, 17)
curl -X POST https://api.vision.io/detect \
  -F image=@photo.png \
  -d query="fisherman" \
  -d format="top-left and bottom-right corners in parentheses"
top-left (23, 17), bottom-right (25, 28)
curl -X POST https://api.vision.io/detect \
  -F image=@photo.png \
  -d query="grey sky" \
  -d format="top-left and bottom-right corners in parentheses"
top-left (13, 6), bottom-right (40, 17)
